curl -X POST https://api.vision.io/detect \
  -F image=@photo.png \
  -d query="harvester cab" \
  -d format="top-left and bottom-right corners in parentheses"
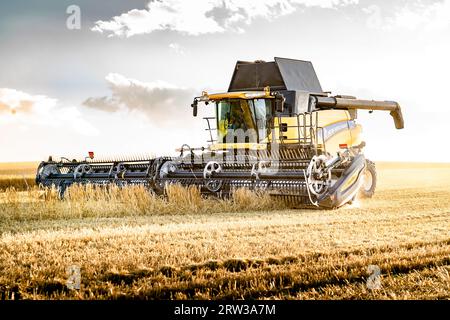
top-left (36, 57), bottom-right (403, 209)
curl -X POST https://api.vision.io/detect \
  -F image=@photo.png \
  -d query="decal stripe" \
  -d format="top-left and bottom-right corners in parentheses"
top-left (318, 121), bottom-right (350, 141)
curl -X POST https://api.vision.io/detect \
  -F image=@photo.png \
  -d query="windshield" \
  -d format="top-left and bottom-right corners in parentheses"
top-left (216, 99), bottom-right (272, 143)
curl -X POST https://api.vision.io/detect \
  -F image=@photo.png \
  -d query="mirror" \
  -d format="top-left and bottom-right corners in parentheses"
top-left (191, 99), bottom-right (198, 117)
top-left (274, 92), bottom-right (285, 113)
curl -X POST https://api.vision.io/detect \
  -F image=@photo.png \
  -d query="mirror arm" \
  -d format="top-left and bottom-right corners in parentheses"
top-left (191, 98), bottom-right (199, 117)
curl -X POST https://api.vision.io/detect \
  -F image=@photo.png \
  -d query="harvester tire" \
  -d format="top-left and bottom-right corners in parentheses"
top-left (360, 159), bottom-right (376, 198)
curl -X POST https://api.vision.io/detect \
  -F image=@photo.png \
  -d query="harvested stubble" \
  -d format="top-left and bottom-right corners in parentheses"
top-left (0, 162), bottom-right (449, 300)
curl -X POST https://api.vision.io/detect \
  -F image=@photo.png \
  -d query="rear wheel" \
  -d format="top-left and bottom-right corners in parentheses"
top-left (360, 159), bottom-right (376, 198)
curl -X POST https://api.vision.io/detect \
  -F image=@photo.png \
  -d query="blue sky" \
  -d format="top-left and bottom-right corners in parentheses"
top-left (0, 0), bottom-right (449, 162)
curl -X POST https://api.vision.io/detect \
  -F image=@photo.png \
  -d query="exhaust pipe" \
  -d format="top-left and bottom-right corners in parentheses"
top-left (316, 96), bottom-right (404, 129)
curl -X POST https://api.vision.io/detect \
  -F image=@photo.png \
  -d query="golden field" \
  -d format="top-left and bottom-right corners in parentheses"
top-left (0, 162), bottom-right (449, 300)
top-left (0, 162), bottom-right (37, 192)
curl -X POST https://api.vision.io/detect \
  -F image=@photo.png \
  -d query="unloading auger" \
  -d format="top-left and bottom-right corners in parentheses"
top-left (36, 57), bottom-right (404, 208)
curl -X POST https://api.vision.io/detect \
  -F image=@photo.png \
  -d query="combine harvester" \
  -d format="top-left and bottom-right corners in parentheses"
top-left (36, 58), bottom-right (404, 208)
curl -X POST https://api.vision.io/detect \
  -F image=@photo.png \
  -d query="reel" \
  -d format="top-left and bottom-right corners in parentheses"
top-left (203, 161), bottom-right (223, 192)
top-left (305, 155), bottom-right (332, 196)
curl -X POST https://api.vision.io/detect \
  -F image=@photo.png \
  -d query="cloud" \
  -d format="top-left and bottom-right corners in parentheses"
top-left (83, 73), bottom-right (196, 126)
top-left (92, 0), bottom-right (359, 37)
top-left (393, 0), bottom-right (450, 30)
top-left (0, 88), bottom-right (98, 136)
top-left (0, 88), bottom-right (56, 115)
top-left (83, 96), bottom-right (121, 112)
top-left (364, 0), bottom-right (450, 31)
top-left (168, 42), bottom-right (185, 55)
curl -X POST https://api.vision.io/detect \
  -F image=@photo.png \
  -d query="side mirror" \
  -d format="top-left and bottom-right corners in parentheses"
top-left (191, 99), bottom-right (198, 117)
top-left (274, 92), bottom-right (285, 113)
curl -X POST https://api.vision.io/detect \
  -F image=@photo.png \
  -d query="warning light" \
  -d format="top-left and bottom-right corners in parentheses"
top-left (339, 144), bottom-right (348, 149)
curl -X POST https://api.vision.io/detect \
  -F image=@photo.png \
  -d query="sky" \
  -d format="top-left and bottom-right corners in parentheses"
top-left (0, 0), bottom-right (449, 162)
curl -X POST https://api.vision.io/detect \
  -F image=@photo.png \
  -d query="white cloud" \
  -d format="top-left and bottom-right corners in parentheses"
top-left (82, 73), bottom-right (214, 155)
top-left (0, 88), bottom-right (99, 136)
top-left (0, 88), bottom-right (56, 115)
top-left (364, 0), bottom-right (450, 31)
top-left (83, 73), bottom-right (196, 126)
top-left (169, 42), bottom-right (185, 55)
top-left (394, 0), bottom-right (450, 30)
top-left (92, 0), bottom-right (359, 37)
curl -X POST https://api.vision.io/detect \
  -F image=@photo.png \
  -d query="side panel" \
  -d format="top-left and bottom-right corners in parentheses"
top-left (272, 116), bottom-right (308, 143)
top-left (272, 110), bottom-right (355, 154)
top-left (349, 122), bottom-right (363, 147)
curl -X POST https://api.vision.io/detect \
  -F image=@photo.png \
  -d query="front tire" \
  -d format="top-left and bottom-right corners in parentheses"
top-left (360, 159), bottom-right (376, 198)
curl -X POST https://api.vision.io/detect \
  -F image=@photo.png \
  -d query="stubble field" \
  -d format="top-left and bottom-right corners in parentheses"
top-left (0, 162), bottom-right (449, 300)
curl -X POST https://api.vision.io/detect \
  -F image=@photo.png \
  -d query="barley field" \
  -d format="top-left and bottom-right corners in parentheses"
top-left (0, 162), bottom-right (449, 300)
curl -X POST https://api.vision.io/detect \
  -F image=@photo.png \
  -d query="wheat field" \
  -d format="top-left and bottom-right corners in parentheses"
top-left (0, 161), bottom-right (449, 300)
top-left (0, 162), bottom-right (36, 192)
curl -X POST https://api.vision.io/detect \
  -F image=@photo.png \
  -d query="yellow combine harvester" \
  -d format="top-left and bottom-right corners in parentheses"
top-left (37, 57), bottom-right (404, 208)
